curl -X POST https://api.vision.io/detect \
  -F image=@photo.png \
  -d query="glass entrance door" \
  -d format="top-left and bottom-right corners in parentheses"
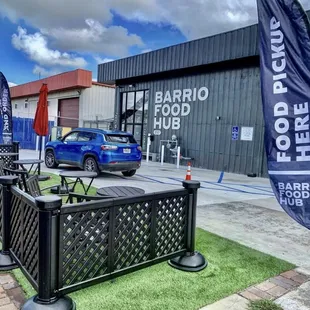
top-left (121, 90), bottom-right (149, 150)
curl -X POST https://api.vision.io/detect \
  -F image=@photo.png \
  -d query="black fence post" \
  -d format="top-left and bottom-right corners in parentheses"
top-left (12, 141), bottom-right (19, 154)
top-left (22, 196), bottom-right (76, 310)
top-left (0, 176), bottom-right (18, 270)
top-left (169, 180), bottom-right (208, 272)
top-left (12, 141), bottom-right (19, 168)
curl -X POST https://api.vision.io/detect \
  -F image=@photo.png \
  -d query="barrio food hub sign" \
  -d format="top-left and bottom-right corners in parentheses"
top-left (153, 87), bottom-right (209, 134)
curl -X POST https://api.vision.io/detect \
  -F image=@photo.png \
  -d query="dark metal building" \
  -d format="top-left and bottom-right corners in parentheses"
top-left (97, 12), bottom-right (310, 177)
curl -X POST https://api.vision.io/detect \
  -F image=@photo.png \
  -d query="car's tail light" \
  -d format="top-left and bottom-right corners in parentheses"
top-left (137, 146), bottom-right (142, 151)
top-left (101, 145), bottom-right (118, 151)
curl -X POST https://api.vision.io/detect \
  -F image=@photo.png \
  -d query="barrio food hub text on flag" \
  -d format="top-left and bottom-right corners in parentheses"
top-left (257, 0), bottom-right (310, 228)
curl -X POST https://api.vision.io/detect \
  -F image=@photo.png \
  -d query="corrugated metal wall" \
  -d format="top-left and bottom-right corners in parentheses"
top-left (12, 89), bottom-right (79, 122)
top-left (79, 84), bottom-right (115, 126)
top-left (98, 11), bottom-right (310, 84)
top-left (115, 66), bottom-right (267, 176)
top-left (98, 24), bottom-right (259, 82)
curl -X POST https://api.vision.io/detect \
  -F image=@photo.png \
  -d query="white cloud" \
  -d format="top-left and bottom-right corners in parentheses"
top-left (12, 27), bottom-right (87, 67)
top-left (32, 65), bottom-right (60, 78)
top-left (43, 19), bottom-right (143, 57)
top-left (2, 0), bottom-right (310, 49)
top-left (8, 82), bottom-right (17, 87)
top-left (141, 49), bottom-right (152, 53)
top-left (94, 56), bottom-right (114, 64)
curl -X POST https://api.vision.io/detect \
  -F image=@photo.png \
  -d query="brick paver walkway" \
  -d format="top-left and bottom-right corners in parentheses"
top-left (239, 269), bottom-right (309, 301)
top-left (0, 274), bottom-right (26, 310)
top-left (202, 269), bottom-right (310, 310)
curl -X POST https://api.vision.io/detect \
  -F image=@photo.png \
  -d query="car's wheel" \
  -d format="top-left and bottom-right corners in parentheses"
top-left (83, 157), bottom-right (100, 174)
top-left (122, 170), bottom-right (136, 177)
top-left (45, 150), bottom-right (58, 168)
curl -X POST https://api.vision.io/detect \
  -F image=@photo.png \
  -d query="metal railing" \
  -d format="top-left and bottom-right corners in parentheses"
top-left (0, 177), bottom-right (207, 309)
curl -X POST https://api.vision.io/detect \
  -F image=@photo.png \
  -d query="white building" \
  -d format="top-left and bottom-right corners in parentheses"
top-left (10, 69), bottom-right (115, 149)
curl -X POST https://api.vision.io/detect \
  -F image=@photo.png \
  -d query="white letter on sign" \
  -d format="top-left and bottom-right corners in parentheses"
top-left (274, 102), bottom-right (288, 116)
top-left (171, 104), bottom-right (181, 116)
top-left (274, 81), bottom-right (287, 94)
top-left (163, 91), bottom-right (172, 103)
top-left (198, 87), bottom-right (209, 101)
top-left (154, 104), bottom-right (161, 117)
top-left (172, 118), bottom-right (180, 130)
top-left (155, 92), bottom-right (163, 104)
top-left (181, 103), bottom-right (190, 116)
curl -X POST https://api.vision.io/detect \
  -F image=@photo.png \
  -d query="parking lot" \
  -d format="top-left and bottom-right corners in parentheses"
top-left (20, 149), bottom-right (275, 207)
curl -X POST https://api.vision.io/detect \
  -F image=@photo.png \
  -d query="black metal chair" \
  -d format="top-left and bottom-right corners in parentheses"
top-left (26, 176), bottom-right (111, 204)
top-left (3, 167), bottom-right (29, 191)
top-left (26, 175), bottom-right (61, 198)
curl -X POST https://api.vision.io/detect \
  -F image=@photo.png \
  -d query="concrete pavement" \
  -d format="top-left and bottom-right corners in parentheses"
top-left (20, 150), bottom-right (275, 207)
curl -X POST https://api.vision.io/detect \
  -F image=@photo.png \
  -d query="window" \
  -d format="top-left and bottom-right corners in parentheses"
top-left (105, 134), bottom-right (136, 144)
top-left (121, 90), bottom-right (149, 149)
top-left (64, 132), bottom-right (78, 142)
top-left (78, 132), bottom-right (96, 142)
top-left (24, 102), bottom-right (28, 109)
top-left (14, 104), bottom-right (18, 109)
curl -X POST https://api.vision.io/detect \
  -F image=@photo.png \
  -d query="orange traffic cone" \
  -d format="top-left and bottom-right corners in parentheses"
top-left (185, 162), bottom-right (192, 180)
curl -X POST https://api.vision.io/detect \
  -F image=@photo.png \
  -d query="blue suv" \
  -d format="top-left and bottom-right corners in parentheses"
top-left (45, 128), bottom-right (142, 176)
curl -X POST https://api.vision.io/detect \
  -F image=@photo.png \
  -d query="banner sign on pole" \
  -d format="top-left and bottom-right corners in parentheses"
top-left (257, 0), bottom-right (310, 228)
top-left (0, 72), bottom-right (13, 144)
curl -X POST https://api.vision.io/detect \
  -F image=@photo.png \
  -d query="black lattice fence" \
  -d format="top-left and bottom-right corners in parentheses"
top-left (0, 177), bottom-right (206, 309)
top-left (10, 186), bottom-right (39, 289)
top-left (0, 142), bottom-right (19, 168)
top-left (59, 192), bottom-right (189, 292)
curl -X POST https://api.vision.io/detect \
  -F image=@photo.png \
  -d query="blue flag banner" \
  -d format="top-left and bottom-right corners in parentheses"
top-left (0, 72), bottom-right (13, 145)
top-left (257, 0), bottom-right (310, 228)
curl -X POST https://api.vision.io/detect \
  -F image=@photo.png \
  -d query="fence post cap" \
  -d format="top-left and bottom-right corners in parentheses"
top-left (0, 176), bottom-right (19, 185)
top-left (35, 195), bottom-right (62, 211)
top-left (182, 180), bottom-right (200, 189)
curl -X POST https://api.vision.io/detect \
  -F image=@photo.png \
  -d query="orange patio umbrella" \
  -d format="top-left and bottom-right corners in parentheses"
top-left (33, 83), bottom-right (48, 174)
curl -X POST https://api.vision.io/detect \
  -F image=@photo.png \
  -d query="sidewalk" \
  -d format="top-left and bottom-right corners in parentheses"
top-left (201, 268), bottom-right (310, 310)
top-left (0, 274), bottom-right (25, 310)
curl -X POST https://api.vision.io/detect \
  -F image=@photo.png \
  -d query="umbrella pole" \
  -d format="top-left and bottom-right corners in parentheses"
top-left (38, 135), bottom-right (41, 175)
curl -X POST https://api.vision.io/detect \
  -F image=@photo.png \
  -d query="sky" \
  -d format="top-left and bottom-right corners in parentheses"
top-left (0, 0), bottom-right (309, 86)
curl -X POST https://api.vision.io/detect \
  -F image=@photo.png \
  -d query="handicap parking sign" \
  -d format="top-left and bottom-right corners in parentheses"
top-left (232, 126), bottom-right (239, 140)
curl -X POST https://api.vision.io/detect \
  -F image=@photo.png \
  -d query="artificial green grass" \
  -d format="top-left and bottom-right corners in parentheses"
top-left (248, 300), bottom-right (283, 310)
top-left (13, 228), bottom-right (294, 310)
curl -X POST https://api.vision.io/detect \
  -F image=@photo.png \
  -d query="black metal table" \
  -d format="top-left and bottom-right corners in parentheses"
top-left (97, 186), bottom-right (145, 198)
top-left (56, 171), bottom-right (98, 198)
top-left (13, 159), bottom-right (43, 174)
top-left (13, 159), bottom-right (49, 181)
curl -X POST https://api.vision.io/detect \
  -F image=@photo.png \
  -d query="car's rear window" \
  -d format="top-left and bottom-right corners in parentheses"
top-left (105, 134), bottom-right (137, 144)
